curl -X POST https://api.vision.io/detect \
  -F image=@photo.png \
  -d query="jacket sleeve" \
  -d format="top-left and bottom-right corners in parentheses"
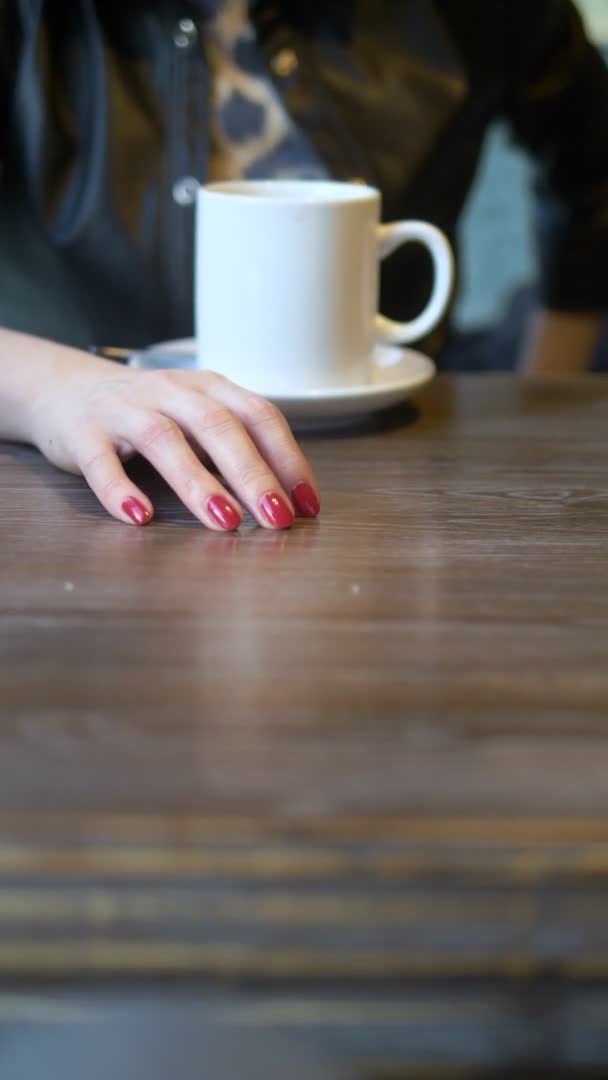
top-left (504, 0), bottom-right (608, 313)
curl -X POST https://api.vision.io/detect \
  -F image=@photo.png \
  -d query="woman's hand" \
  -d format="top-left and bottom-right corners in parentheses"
top-left (3, 332), bottom-right (320, 530)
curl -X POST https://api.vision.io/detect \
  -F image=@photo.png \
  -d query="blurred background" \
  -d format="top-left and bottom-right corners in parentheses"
top-left (454, 0), bottom-right (608, 339)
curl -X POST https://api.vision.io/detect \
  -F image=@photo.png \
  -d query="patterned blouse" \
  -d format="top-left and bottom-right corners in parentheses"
top-left (202, 0), bottom-right (327, 181)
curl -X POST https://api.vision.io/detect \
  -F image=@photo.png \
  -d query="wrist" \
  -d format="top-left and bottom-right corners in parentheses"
top-left (0, 330), bottom-right (104, 445)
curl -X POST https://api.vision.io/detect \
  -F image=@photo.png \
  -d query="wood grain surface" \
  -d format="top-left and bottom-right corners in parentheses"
top-left (2, 376), bottom-right (608, 1069)
top-left (2, 377), bottom-right (608, 815)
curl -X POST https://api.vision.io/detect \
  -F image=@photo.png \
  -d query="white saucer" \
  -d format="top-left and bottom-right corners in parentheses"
top-left (129, 338), bottom-right (435, 424)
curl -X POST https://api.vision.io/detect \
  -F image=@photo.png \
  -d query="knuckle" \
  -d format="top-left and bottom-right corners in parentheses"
top-left (78, 446), bottom-right (125, 505)
top-left (198, 402), bottom-right (237, 439)
top-left (145, 370), bottom-right (177, 395)
top-left (79, 445), bottom-right (110, 478)
top-left (97, 475), bottom-right (124, 503)
top-left (200, 370), bottom-right (229, 392)
top-left (237, 460), bottom-right (273, 490)
top-left (244, 394), bottom-right (282, 429)
top-left (181, 469), bottom-right (205, 503)
top-left (138, 415), bottom-right (179, 451)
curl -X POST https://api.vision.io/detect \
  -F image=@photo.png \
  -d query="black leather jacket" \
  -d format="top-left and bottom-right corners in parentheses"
top-left (1, 0), bottom-right (608, 350)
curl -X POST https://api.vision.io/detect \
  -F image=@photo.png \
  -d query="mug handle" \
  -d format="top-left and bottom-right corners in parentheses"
top-left (375, 221), bottom-right (454, 346)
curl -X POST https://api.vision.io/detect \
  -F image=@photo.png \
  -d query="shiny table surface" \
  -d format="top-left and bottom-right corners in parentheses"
top-left (2, 375), bottom-right (608, 1072)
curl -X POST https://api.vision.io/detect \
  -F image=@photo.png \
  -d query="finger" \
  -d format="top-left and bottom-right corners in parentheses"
top-left (163, 389), bottom-right (296, 529)
top-left (198, 375), bottom-right (320, 518)
top-left (125, 411), bottom-right (243, 531)
top-left (76, 436), bottom-right (154, 526)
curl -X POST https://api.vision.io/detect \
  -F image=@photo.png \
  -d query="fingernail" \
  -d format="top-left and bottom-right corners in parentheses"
top-left (292, 481), bottom-right (320, 518)
top-left (260, 491), bottom-right (294, 529)
top-left (122, 497), bottom-right (151, 526)
top-left (207, 494), bottom-right (242, 531)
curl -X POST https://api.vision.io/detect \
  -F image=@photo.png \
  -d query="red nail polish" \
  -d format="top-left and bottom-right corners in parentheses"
top-left (260, 492), bottom-right (294, 529)
top-left (207, 495), bottom-right (242, 531)
top-left (122, 497), bottom-right (151, 526)
top-left (292, 481), bottom-right (320, 518)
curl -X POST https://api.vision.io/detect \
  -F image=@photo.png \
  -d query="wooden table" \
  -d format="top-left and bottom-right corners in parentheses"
top-left (2, 375), bottom-right (608, 1076)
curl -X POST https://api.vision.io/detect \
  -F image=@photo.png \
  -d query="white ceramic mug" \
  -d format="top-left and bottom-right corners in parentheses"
top-left (195, 179), bottom-right (454, 393)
